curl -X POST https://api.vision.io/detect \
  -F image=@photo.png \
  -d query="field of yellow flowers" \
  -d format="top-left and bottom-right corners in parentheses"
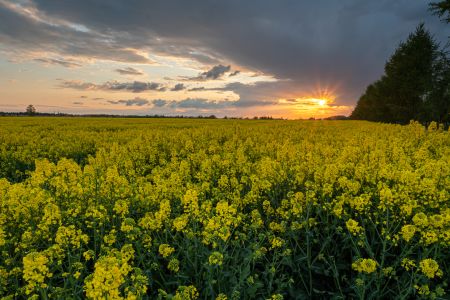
top-left (0, 117), bottom-right (449, 299)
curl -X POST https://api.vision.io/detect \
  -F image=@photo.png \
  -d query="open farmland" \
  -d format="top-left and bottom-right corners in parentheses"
top-left (0, 118), bottom-right (449, 299)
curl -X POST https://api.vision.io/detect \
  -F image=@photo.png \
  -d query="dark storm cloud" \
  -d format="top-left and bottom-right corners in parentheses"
top-left (0, 1), bottom-right (153, 64)
top-left (60, 80), bottom-right (166, 92)
top-left (1, 0), bottom-right (449, 106)
top-left (115, 67), bottom-right (144, 76)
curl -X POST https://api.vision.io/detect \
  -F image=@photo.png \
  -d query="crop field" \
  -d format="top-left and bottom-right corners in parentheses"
top-left (0, 117), bottom-right (449, 299)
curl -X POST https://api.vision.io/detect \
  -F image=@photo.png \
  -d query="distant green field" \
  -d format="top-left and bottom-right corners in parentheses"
top-left (0, 117), bottom-right (448, 299)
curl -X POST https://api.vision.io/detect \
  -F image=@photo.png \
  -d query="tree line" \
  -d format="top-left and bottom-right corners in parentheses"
top-left (351, 1), bottom-right (449, 125)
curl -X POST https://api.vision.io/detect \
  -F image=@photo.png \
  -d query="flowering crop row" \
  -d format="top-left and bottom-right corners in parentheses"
top-left (0, 118), bottom-right (449, 299)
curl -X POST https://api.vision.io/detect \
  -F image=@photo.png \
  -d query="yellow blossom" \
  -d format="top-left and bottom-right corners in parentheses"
top-left (412, 212), bottom-right (428, 227)
top-left (23, 252), bottom-right (52, 294)
top-left (174, 285), bottom-right (199, 300)
top-left (158, 244), bottom-right (175, 258)
top-left (346, 219), bottom-right (363, 236)
top-left (419, 258), bottom-right (442, 279)
top-left (208, 251), bottom-right (224, 266)
top-left (270, 237), bottom-right (284, 249)
top-left (400, 225), bottom-right (416, 242)
top-left (352, 258), bottom-right (377, 274)
top-left (401, 258), bottom-right (416, 271)
top-left (168, 258), bottom-right (180, 273)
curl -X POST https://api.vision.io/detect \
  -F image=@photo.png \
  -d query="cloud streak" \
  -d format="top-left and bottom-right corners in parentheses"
top-left (60, 80), bottom-right (166, 92)
top-left (34, 57), bottom-right (82, 68)
top-left (115, 67), bottom-right (144, 76)
top-left (107, 97), bottom-right (150, 106)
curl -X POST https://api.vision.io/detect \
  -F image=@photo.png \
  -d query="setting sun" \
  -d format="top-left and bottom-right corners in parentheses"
top-left (304, 97), bottom-right (329, 106)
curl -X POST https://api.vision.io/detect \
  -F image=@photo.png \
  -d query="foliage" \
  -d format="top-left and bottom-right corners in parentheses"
top-left (430, 0), bottom-right (450, 23)
top-left (0, 117), bottom-right (449, 299)
top-left (26, 105), bottom-right (36, 116)
top-left (351, 24), bottom-right (450, 124)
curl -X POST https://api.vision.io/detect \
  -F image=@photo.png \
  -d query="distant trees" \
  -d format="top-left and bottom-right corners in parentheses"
top-left (351, 24), bottom-right (450, 124)
top-left (26, 105), bottom-right (36, 116)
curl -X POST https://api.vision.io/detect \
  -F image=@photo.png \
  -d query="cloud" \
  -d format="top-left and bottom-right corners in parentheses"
top-left (105, 95), bottom-right (274, 110)
top-left (188, 86), bottom-right (206, 92)
top-left (34, 57), bottom-right (82, 68)
top-left (115, 67), bottom-right (144, 76)
top-left (0, 1), bottom-right (154, 64)
top-left (229, 70), bottom-right (240, 76)
top-left (59, 80), bottom-right (97, 91)
top-left (105, 81), bottom-right (166, 92)
top-left (211, 81), bottom-right (299, 107)
top-left (107, 97), bottom-right (150, 106)
top-left (169, 98), bottom-right (231, 109)
top-left (198, 64), bottom-right (230, 80)
top-left (72, 101), bottom-right (83, 105)
top-left (171, 83), bottom-right (186, 91)
top-left (182, 65), bottom-right (232, 81)
top-left (102, 97), bottom-right (231, 109)
top-left (59, 80), bottom-right (166, 92)
top-left (1, 0), bottom-right (449, 108)
top-left (151, 99), bottom-right (167, 107)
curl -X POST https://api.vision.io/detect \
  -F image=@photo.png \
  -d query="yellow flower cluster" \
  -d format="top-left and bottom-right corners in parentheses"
top-left (158, 244), bottom-right (175, 258)
top-left (23, 252), bottom-right (52, 294)
top-left (84, 245), bottom-right (146, 300)
top-left (400, 225), bottom-right (416, 242)
top-left (168, 258), bottom-right (180, 273)
top-left (419, 258), bottom-right (442, 279)
top-left (0, 118), bottom-right (448, 299)
top-left (345, 219), bottom-right (363, 236)
top-left (55, 225), bottom-right (89, 248)
top-left (352, 258), bottom-right (377, 274)
top-left (208, 251), bottom-right (224, 266)
top-left (173, 285), bottom-right (199, 300)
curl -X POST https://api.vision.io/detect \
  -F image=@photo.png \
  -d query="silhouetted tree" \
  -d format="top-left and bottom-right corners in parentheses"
top-left (430, 0), bottom-right (450, 23)
top-left (26, 105), bottom-right (36, 116)
top-left (421, 50), bottom-right (450, 123)
top-left (351, 24), bottom-right (448, 124)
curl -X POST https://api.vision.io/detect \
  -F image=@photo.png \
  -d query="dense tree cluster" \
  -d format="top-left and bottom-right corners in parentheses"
top-left (351, 24), bottom-right (450, 124)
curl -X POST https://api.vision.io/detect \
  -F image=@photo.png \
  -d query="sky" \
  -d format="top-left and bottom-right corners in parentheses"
top-left (0, 0), bottom-right (448, 119)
